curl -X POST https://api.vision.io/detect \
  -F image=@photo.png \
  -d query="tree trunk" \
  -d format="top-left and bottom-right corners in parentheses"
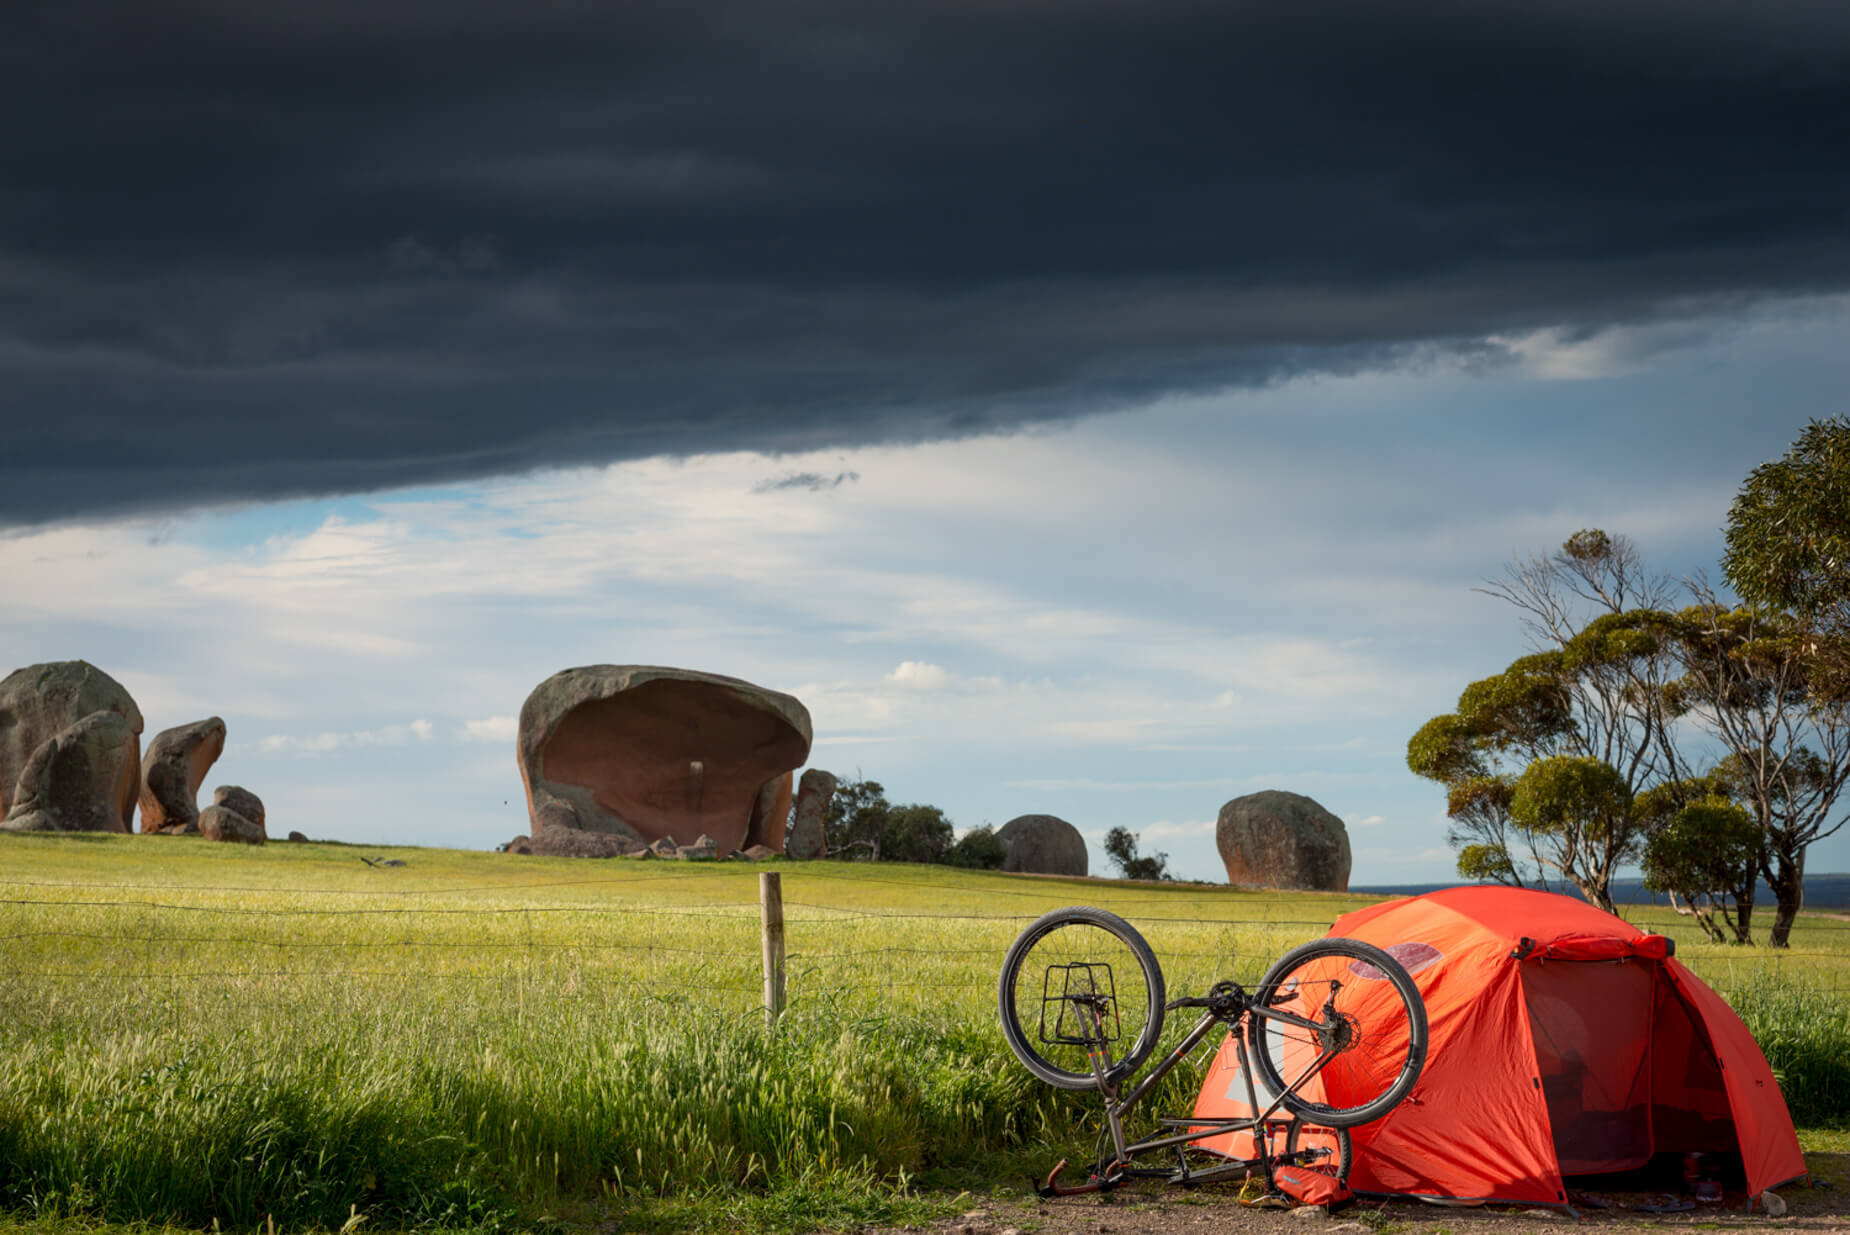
top-left (1729, 882), bottom-right (1755, 944)
top-left (1767, 849), bottom-right (1805, 948)
top-left (1576, 875), bottom-right (1617, 915)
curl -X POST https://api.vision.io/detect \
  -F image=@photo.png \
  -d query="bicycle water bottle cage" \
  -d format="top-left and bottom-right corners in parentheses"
top-left (1040, 961), bottom-right (1120, 1046)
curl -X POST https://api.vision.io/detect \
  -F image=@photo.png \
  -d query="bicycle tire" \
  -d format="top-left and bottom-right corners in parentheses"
top-left (997, 906), bottom-right (1166, 1090)
top-left (1247, 937), bottom-right (1427, 1128)
top-left (1281, 1117), bottom-right (1352, 1186)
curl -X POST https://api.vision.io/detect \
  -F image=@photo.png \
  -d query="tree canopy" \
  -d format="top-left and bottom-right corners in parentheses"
top-left (1103, 826), bottom-right (1172, 881)
top-left (818, 774), bottom-right (1002, 869)
top-left (1723, 417), bottom-right (1850, 625)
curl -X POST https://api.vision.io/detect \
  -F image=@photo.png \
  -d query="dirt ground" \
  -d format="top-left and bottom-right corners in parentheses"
top-left (855, 1152), bottom-right (1850, 1235)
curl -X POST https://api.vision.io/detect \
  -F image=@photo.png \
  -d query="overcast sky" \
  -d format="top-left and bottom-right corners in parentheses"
top-left (3, 1), bottom-right (1849, 882)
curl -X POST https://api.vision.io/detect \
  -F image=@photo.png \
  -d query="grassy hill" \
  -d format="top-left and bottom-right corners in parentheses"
top-left (2, 833), bottom-right (1846, 1232)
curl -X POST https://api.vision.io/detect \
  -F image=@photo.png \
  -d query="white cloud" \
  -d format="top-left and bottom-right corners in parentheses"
top-left (887, 660), bottom-right (949, 690)
top-left (1137, 818), bottom-right (1218, 840)
top-left (459, 715), bottom-right (519, 743)
top-left (1489, 319), bottom-right (1718, 381)
top-left (258, 720), bottom-right (435, 755)
top-left (1020, 777), bottom-right (1248, 793)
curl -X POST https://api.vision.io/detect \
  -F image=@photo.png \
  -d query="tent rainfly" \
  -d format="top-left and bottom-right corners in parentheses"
top-left (1193, 886), bottom-right (1807, 1207)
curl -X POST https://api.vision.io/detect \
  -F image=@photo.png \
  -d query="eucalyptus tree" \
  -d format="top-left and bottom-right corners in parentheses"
top-left (1408, 531), bottom-right (1691, 912)
top-left (1669, 596), bottom-right (1850, 946)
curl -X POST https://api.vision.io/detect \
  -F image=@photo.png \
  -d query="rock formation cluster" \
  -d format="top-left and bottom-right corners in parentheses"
top-left (996, 813), bottom-right (1088, 876)
top-left (1216, 789), bottom-right (1351, 891)
top-left (517, 665), bottom-right (812, 857)
top-left (0, 660), bottom-right (269, 842)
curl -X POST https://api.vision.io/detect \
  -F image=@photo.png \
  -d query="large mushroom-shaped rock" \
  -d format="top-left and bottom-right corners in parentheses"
top-left (786, 768), bottom-right (836, 860)
top-left (744, 771), bottom-right (794, 852)
top-left (996, 814), bottom-right (1089, 876)
top-left (0, 661), bottom-right (143, 827)
top-left (1, 711), bottom-right (141, 833)
top-left (518, 665), bottom-right (812, 856)
top-left (138, 717), bottom-right (226, 834)
top-left (199, 785), bottom-right (266, 844)
top-left (1216, 790), bottom-right (1351, 891)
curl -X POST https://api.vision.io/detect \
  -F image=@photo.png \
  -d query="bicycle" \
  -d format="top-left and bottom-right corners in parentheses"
top-left (997, 906), bottom-right (1428, 1199)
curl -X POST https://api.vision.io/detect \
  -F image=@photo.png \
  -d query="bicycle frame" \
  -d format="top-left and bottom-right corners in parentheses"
top-left (1038, 993), bottom-right (1346, 1197)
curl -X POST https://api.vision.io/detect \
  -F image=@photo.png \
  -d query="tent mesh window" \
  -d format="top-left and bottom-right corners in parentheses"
top-left (1522, 960), bottom-right (1654, 1174)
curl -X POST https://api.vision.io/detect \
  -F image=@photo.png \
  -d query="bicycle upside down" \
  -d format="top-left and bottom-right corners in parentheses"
top-left (996, 906), bottom-right (1428, 1204)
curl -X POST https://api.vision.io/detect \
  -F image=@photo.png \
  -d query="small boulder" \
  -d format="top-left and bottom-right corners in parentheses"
top-left (649, 835), bottom-right (680, 858)
top-left (212, 785), bottom-right (266, 832)
top-left (198, 803), bottom-right (265, 844)
top-left (138, 717), bottom-right (226, 834)
top-left (677, 833), bottom-right (719, 861)
top-left (1216, 790), bottom-right (1351, 891)
top-left (742, 844), bottom-right (776, 861)
top-left (996, 814), bottom-right (1088, 877)
top-left (0, 660), bottom-right (144, 826)
top-left (787, 768), bottom-right (836, 860)
top-left (286, 830), bottom-right (309, 843)
top-left (1, 710), bottom-right (141, 833)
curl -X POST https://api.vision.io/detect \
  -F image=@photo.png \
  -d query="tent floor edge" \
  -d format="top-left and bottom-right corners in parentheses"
top-left (1351, 1190), bottom-right (1579, 1212)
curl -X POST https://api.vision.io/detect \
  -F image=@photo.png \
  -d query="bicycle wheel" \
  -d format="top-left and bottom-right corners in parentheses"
top-left (1247, 937), bottom-right (1427, 1128)
top-left (997, 906), bottom-right (1166, 1090)
top-left (1279, 1117), bottom-right (1352, 1186)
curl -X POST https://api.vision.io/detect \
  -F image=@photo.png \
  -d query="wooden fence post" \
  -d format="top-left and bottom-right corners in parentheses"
top-left (760, 871), bottom-right (786, 1027)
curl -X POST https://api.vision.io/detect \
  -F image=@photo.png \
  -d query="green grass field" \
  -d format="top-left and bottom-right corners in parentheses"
top-left (3, 833), bottom-right (1847, 1233)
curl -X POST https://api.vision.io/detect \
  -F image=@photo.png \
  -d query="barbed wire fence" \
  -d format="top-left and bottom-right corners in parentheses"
top-left (4, 864), bottom-right (1850, 1024)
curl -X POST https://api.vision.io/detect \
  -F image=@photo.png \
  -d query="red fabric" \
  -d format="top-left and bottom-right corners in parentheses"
top-left (1193, 888), bottom-right (1807, 1204)
top-left (1661, 958), bottom-right (1807, 1196)
top-left (1274, 1165), bottom-right (1352, 1207)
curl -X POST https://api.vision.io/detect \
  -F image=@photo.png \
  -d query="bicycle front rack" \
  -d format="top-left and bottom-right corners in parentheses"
top-left (1040, 961), bottom-right (1120, 1046)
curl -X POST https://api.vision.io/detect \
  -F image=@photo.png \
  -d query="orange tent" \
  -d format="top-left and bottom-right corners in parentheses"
top-left (1193, 887), bottom-right (1806, 1206)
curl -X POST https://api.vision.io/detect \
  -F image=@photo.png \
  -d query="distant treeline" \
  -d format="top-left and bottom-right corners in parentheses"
top-left (1352, 874), bottom-right (1850, 912)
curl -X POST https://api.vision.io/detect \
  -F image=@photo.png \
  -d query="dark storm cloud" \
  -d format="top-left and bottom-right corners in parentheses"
top-left (3, 0), bottom-right (1848, 525)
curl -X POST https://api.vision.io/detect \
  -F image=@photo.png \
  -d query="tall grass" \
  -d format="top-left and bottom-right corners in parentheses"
top-left (0, 835), bottom-right (1307, 1228)
top-left (2, 833), bottom-right (1846, 1228)
top-left (0, 978), bottom-right (1055, 1228)
top-left (1725, 976), bottom-right (1850, 1127)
